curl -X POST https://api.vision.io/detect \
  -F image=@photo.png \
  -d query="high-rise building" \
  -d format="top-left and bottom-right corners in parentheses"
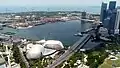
top-left (103, 17), bottom-right (110, 28)
top-left (107, 1), bottom-right (117, 34)
top-left (100, 1), bottom-right (118, 34)
top-left (109, 1), bottom-right (116, 11)
top-left (114, 8), bottom-right (120, 34)
top-left (81, 11), bottom-right (86, 19)
top-left (100, 2), bottom-right (107, 22)
top-left (109, 9), bottom-right (117, 34)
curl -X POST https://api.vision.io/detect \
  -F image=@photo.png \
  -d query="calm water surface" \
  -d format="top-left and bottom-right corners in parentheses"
top-left (0, 20), bottom-right (91, 45)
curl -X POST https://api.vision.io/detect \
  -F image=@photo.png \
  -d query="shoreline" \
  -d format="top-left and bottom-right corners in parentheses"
top-left (7, 20), bottom-right (68, 29)
top-left (7, 19), bottom-right (94, 29)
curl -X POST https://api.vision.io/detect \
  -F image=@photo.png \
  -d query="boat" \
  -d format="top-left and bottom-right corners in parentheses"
top-left (34, 22), bottom-right (46, 26)
top-left (17, 26), bottom-right (33, 29)
top-left (74, 32), bottom-right (83, 37)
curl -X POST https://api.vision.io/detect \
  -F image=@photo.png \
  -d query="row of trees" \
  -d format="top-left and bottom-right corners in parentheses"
top-left (55, 52), bottom-right (83, 68)
top-left (28, 57), bottom-right (53, 68)
top-left (86, 51), bottom-right (108, 68)
top-left (12, 45), bottom-right (26, 68)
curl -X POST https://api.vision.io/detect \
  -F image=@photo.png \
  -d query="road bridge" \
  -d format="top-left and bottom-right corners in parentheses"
top-left (47, 34), bottom-right (91, 68)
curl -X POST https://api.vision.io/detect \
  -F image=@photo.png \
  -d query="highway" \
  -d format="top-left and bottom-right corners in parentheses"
top-left (47, 34), bottom-right (91, 68)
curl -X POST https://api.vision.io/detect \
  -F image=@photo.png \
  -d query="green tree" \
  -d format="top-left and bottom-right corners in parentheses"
top-left (63, 64), bottom-right (70, 68)
top-left (12, 45), bottom-right (26, 68)
top-left (89, 62), bottom-right (99, 68)
top-left (12, 45), bottom-right (21, 63)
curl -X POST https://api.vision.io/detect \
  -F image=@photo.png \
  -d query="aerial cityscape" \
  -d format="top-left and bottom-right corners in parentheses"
top-left (0, 0), bottom-right (120, 68)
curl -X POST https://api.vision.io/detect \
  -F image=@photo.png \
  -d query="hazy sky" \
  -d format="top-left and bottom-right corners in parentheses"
top-left (0, 0), bottom-right (119, 7)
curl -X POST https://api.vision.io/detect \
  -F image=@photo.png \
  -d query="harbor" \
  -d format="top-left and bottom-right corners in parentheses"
top-left (0, 20), bottom-right (92, 45)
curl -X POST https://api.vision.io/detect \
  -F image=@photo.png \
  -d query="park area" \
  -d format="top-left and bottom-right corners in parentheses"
top-left (99, 54), bottom-right (120, 68)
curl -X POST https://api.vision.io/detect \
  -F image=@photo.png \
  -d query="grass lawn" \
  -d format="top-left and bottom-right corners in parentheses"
top-left (113, 59), bottom-right (120, 67)
top-left (99, 57), bottom-right (120, 68)
top-left (99, 59), bottom-right (112, 68)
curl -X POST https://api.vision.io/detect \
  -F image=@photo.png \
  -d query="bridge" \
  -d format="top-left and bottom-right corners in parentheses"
top-left (47, 34), bottom-right (91, 68)
top-left (80, 19), bottom-right (95, 22)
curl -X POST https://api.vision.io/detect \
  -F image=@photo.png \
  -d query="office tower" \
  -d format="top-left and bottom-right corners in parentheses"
top-left (107, 1), bottom-right (117, 34)
top-left (81, 11), bottom-right (86, 19)
top-left (100, 2), bottom-right (107, 23)
top-left (109, 1), bottom-right (116, 11)
top-left (114, 8), bottom-right (120, 34)
top-left (109, 9), bottom-right (117, 34)
top-left (103, 17), bottom-right (110, 28)
top-left (100, 1), bottom-right (117, 34)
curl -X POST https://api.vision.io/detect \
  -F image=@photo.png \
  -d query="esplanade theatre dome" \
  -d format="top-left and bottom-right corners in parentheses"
top-left (26, 44), bottom-right (45, 59)
top-left (43, 40), bottom-right (64, 50)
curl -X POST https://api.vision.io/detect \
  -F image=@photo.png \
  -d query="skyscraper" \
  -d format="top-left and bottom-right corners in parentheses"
top-left (107, 1), bottom-right (117, 34)
top-left (109, 1), bottom-right (116, 11)
top-left (114, 8), bottom-right (120, 34)
top-left (100, 1), bottom-right (117, 34)
top-left (109, 10), bottom-right (117, 34)
top-left (81, 11), bottom-right (86, 19)
top-left (103, 17), bottom-right (110, 28)
top-left (100, 2), bottom-right (107, 23)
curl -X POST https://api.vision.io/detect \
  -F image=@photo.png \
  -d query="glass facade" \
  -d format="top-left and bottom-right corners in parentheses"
top-left (100, 2), bottom-right (107, 22)
top-left (81, 12), bottom-right (86, 19)
top-left (109, 11), bottom-right (117, 34)
top-left (109, 1), bottom-right (116, 10)
top-left (108, 1), bottom-right (116, 34)
top-left (100, 1), bottom-right (117, 34)
top-left (103, 17), bottom-right (110, 28)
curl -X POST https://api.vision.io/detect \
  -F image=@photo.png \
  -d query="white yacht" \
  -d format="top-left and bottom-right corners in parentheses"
top-left (74, 32), bottom-right (83, 37)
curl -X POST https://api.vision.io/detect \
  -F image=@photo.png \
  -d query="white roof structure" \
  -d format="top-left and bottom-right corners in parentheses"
top-left (43, 48), bottom-right (56, 56)
top-left (43, 40), bottom-right (64, 50)
top-left (26, 43), bottom-right (34, 50)
top-left (26, 44), bottom-right (45, 59)
top-left (26, 40), bottom-right (64, 59)
top-left (36, 39), bottom-right (46, 44)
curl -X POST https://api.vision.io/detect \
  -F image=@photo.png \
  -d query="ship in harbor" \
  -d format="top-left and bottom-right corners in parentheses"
top-left (74, 32), bottom-right (83, 37)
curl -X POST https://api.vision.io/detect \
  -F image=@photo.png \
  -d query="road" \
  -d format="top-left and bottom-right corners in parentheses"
top-left (47, 34), bottom-right (91, 68)
top-left (18, 47), bottom-right (30, 68)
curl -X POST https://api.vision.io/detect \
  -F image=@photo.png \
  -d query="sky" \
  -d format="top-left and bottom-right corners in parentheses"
top-left (0, 0), bottom-right (119, 7)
